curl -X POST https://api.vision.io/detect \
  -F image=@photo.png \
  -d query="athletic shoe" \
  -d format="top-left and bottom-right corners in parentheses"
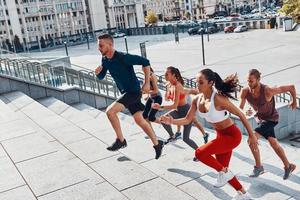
top-left (193, 157), bottom-right (199, 162)
top-left (283, 163), bottom-right (296, 180)
top-left (107, 139), bottom-right (127, 151)
top-left (165, 132), bottom-right (181, 144)
top-left (154, 140), bottom-right (164, 159)
top-left (203, 132), bottom-right (209, 144)
top-left (233, 191), bottom-right (253, 200)
top-left (214, 170), bottom-right (234, 188)
top-left (249, 166), bottom-right (264, 177)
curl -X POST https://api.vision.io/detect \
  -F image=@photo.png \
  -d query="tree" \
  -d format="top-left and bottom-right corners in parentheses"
top-left (40, 36), bottom-right (46, 48)
top-left (145, 11), bottom-right (158, 25)
top-left (279, 0), bottom-right (300, 22)
top-left (185, 11), bottom-right (191, 19)
top-left (14, 35), bottom-right (23, 52)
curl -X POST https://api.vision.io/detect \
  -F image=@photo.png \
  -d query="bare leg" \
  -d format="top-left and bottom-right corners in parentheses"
top-left (133, 111), bottom-right (158, 146)
top-left (249, 132), bottom-right (263, 167)
top-left (176, 125), bottom-right (181, 133)
top-left (106, 102), bottom-right (125, 141)
top-left (268, 137), bottom-right (290, 168)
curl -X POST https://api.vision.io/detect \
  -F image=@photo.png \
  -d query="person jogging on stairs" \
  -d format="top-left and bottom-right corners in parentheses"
top-left (142, 67), bottom-right (163, 126)
top-left (240, 68), bottom-right (297, 179)
top-left (161, 69), bottom-right (258, 200)
top-left (95, 34), bottom-right (164, 159)
top-left (152, 66), bottom-right (201, 153)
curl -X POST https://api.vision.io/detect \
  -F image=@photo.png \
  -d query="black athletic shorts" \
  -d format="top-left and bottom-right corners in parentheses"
top-left (116, 92), bottom-right (145, 115)
top-left (255, 120), bottom-right (278, 139)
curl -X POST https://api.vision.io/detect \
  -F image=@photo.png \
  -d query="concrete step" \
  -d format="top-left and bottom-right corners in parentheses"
top-left (1, 91), bottom-right (300, 199)
top-left (38, 97), bottom-right (143, 145)
top-left (0, 92), bottom-right (125, 199)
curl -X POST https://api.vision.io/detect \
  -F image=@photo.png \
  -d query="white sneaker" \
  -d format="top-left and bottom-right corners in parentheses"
top-left (233, 191), bottom-right (253, 200)
top-left (214, 170), bottom-right (234, 188)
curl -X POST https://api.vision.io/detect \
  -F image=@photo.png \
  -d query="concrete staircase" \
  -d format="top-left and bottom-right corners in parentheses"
top-left (0, 91), bottom-right (300, 200)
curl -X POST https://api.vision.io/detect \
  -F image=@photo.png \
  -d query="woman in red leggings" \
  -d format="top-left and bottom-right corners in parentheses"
top-left (161, 68), bottom-right (258, 200)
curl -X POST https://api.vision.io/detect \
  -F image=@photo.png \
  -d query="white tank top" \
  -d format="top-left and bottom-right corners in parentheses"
top-left (198, 90), bottom-right (229, 123)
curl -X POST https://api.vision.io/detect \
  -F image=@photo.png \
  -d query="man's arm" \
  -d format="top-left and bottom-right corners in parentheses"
top-left (123, 53), bottom-right (151, 93)
top-left (266, 85), bottom-right (297, 109)
top-left (142, 66), bottom-right (151, 93)
top-left (124, 53), bottom-right (150, 67)
top-left (95, 65), bottom-right (108, 80)
top-left (239, 88), bottom-right (248, 110)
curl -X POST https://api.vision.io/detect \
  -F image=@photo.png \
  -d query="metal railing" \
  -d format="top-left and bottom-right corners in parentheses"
top-left (1, 50), bottom-right (299, 108)
top-left (0, 52), bottom-right (121, 98)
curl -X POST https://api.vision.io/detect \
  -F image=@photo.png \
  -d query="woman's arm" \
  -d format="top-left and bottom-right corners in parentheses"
top-left (160, 95), bottom-right (199, 126)
top-left (154, 84), bottom-right (182, 110)
top-left (148, 74), bottom-right (159, 95)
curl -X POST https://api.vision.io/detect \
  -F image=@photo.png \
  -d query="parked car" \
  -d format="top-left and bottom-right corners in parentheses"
top-left (234, 25), bottom-right (248, 33)
top-left (224, 26), bottom-right (235, 33)
top-left (206, 26), bottom-right (219, 33)
top-left (113, 32), bottom-right (126, 38)
top-left (188, 26), bottom-right (201, 35)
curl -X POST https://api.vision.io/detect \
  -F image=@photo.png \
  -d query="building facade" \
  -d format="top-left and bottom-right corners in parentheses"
top-left (145, 0), bottom-right (177, 21)
top-left (0, 0), bottom-right (94, 50)
top-left (107, 0), bottom-right (146, 29)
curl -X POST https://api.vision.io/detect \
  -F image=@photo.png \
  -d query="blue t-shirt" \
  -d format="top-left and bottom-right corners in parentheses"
top-left (96, 51), bottom-right (150, 94)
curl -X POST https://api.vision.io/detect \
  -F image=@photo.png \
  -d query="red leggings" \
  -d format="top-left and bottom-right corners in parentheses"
top-left (195, 124), bottom-right (243, 191)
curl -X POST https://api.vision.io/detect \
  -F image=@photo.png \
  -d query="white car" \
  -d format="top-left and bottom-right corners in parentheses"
top-left (113, 32), bottom-right (126, 38)
top-left (234, 25), bottom-right (248, 33)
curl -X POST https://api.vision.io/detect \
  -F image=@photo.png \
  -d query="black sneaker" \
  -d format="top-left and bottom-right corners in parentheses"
top-left (153, 140), bottom-right (164, 159)
top-left (203, 132), bottom-right (209, 144)
top-left (283, 163), bottom-right (296, 180)
top-left (107, 139), bottom-right (127, 151)
top-left (165, 132), bottom-right (181, 144)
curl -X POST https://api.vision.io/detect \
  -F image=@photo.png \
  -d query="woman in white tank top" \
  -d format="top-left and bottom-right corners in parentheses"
top-left (161, 69), bottom-right (258, 200)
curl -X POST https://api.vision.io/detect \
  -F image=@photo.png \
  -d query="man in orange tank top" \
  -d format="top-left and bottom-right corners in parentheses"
top-left (240, 69), bottom-right (297, 180)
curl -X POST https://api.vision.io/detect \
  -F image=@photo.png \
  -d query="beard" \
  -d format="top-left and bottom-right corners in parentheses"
top-left (249, 83), bottom-right (258, 90)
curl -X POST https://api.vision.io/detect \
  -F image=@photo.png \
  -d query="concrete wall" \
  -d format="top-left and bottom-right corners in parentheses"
top-left (0, 74), bottom-right (115, 110)
top-left (216, 19), bottom-right (269, 30)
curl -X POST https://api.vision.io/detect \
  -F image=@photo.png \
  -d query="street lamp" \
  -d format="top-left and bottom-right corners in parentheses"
top-left (85, 32), bottom-right (90, 50)
top-left (206, 17), bottom-right (209, 42)
top-left (200, 28), bottom-right (205, 65)
top-left (124, 36), bottom-right (128, 53)
top-left (64, 41), bottom-right (69, 56)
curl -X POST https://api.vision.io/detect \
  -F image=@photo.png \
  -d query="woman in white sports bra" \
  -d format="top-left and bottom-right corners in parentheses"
top-left (161, 69), bottom-right (258, 200)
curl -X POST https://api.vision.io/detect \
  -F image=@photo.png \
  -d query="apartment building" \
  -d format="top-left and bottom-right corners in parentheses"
top-left (107, 0), bottom-right (145, 29)
top-left (145, 0), bottom-right (177, 21)
top-left (0, 0), bottom-right (93, 50)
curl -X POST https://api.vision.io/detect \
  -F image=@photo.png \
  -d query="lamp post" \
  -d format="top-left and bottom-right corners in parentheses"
top-left (64, 41), bottom-right (68, 56)
top-left (86, 32), bottom-right (90, 50)
top-left (124, 36), bottom-right (128, 53)
top-left (200, 28), bottom-right (205, 65)
top-left (206, 17), bottom-right (209, 42)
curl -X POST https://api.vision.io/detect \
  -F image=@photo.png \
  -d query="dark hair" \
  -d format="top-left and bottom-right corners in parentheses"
top-left (167, 66), bottom-right (184, 85)
top-left (98, 34), bottom-right (113, 42)
top-left (249, 69), bottom-right (261, 79)
top-left (200, 68), bottom-right (240, 100)
top-left (150, 67), bottom-right (154, 73)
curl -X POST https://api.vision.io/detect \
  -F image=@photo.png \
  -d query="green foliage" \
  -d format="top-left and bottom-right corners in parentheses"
top-left (279, 0), bottom-right (300, 22)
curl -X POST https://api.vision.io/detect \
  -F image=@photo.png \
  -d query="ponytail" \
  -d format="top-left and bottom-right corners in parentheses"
top-left (167, 66), bottom-right (184, 85)
top-left (200, 69), bottom-right (240, 100)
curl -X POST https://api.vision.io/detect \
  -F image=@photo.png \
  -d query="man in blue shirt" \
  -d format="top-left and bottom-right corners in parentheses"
top-left (95, 34), bottom-right (164, 159)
